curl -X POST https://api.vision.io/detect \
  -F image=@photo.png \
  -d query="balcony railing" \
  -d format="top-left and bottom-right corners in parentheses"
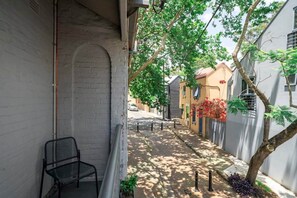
top-left (287, 31), bottom-right (297, 49)
top-left (98, 124), bottom-right (122, 198)
top-left (240, 94), bottom-right (256, 111)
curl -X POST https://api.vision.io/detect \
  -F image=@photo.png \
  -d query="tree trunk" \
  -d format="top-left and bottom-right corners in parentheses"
top-left (245, 144), bottom-right (271, 185)
top-left (230, 0), bottom-right (297, 187)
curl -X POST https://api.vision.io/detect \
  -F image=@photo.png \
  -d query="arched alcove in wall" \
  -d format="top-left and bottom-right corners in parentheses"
top-left (73, 44), bottom-right (111, 177)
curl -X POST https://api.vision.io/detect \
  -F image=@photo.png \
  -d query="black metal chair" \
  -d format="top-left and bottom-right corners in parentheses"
top-left (39, 137), bottom-right (98, 198)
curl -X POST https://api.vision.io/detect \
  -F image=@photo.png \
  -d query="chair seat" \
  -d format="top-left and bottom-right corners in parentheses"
top-left (47, 161), bottom-right (96, 184)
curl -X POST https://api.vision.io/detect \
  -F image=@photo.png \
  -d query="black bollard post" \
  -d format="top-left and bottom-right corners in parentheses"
top-left (161, 122), bottom-right (163, 130)
top-left (195, 171), bottom-right (199, 191)
top-left (208, 170), bottom-right (213, 192)
top-left (174, 120), bottom-right (176, 129)
top-left (137, 122), bottom-right (139, 132)
top-left (151, 122), bottom-right (153, 131)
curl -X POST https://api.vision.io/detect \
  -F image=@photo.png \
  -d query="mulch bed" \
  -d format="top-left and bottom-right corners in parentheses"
top-left (216, 170), bottom-right (279, 198)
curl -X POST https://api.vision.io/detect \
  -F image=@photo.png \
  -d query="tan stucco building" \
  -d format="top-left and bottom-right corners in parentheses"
top-left (179, 63), bottom-right (232, 137)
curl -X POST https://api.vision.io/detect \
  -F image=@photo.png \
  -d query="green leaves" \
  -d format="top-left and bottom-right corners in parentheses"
top-left (120, 174), bottom-right (138, 196)
top-left (282, 49), bottom-right (297, 77)
top-left (129, 63), bottom-right (168, 109)
top-left (227, 97), bottom-right (248, 114)
top-left (254, 48), bottom-right (297, 77)
top-left (213, 0), bottom-right (284, 43)
top-left (228, 99), bottom-right (297, 126)
top-left (265, 105), bottom-right (297, 126)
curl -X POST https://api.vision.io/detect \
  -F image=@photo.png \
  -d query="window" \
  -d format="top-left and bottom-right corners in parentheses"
top-left (182, 86), bottom-right (186, 96)
top-left (192, 107), bottom-right (196, 123)
top-left (240, 77), bottom-right (256, 111)
top-left (241, 77), bottom-right (255, 94)
top-left (186, 106), bottom-right (189, 119)
top-left (180, 104), bottom-right (184, 118)
top-left (285, 74), bottom-right (297, 92)
top-left (288, 8), bottom-right (297, 48)
top-left (193, 86), bottom-right (201, 99)
top-left (287, 31), bottom-right (297, 48)
top-left (288, 74), bottom-right (297, 85)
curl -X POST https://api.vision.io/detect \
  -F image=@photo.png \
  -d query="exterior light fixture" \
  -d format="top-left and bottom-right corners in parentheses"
top-left (219, 80), bottom-right (226, 84)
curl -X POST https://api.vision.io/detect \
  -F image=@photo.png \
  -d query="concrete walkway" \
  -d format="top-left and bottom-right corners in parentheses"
top-left (172, 125), bottom-right (296, 198)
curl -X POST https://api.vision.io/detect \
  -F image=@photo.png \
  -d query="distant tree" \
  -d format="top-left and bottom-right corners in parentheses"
top-left (216, 0), bottom-right (297, 185)
top-left (129, 0), bottom-right (230, 108)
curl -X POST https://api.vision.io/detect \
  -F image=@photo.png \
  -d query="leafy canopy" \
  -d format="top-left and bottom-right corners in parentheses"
top-left (213, 0), bottom-right (284, 43)
top-left (129, 0), bottom-right (230, 108)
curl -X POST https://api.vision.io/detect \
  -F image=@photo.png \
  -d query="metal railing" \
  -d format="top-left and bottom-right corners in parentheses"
top-left (99, 124), bottom-right (122, 198)
top-left (240, 93), bottom-right (256, 111)
top-left (287, 31), bottom-right (297, 49)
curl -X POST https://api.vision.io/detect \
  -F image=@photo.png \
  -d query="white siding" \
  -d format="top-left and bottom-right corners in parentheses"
top-left (57, 0), bottom-right (128, 179)
top-left (0, 0), bottom-right (53, 197)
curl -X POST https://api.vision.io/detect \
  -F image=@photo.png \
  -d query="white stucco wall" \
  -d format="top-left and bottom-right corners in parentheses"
top-left (0, 1), bottom-right (53, 197)
top-left (57, 0), bottom-right (128, 179)
top-left (226, 0), bottom-right (297, 193)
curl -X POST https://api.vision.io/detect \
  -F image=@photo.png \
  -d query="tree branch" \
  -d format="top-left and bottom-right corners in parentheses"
top-left (256, 74), bottom-right (272, 87)
top-left (232, 0), bottom-right (270, 108)
top-left (128, 8), bottom-right (185, 84)
top-left (269, 119), bottom-right (297, 150)
top-left (232, 0), bottom-right (272, 142)
top-left (256, 47), bottom-right (297, 109)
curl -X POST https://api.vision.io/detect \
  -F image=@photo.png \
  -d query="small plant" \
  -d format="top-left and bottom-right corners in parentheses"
top-left (228, 173), bottom-right (261, 197)
top-left (120, 174), bottom-right (138, 196)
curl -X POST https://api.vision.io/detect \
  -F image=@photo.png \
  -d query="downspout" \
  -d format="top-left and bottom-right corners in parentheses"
top-left (53, 0), bottom-right (58, 140)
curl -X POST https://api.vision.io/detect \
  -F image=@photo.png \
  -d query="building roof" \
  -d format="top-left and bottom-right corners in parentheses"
top-left (195, 68), bottom-right (214, 79)
top-left (195, 62), bottom-right (231, 79)
top-left (165, 75), bottom-right (180, 85)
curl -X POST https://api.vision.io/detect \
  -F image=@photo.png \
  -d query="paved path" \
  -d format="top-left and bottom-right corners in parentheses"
top-left (127, 110), bottom-right (297, 198)
top-left (127, 111), bottom-right (237, 197)
top-left (170, 125), bottom-right (296, 198)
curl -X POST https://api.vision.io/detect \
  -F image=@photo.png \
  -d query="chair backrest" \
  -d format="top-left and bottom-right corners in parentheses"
top-left (44, 137), bottom-right (79, 167)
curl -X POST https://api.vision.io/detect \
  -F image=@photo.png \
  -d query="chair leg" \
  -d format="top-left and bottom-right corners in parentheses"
top-left (94, 169), bottom-right (99, 196)
top-left (39, 166), bottom-right (45, 198)
top-left (77, 163), bottom-right (80, 188)
top-left (58, 182), bottom-right (61, 198)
